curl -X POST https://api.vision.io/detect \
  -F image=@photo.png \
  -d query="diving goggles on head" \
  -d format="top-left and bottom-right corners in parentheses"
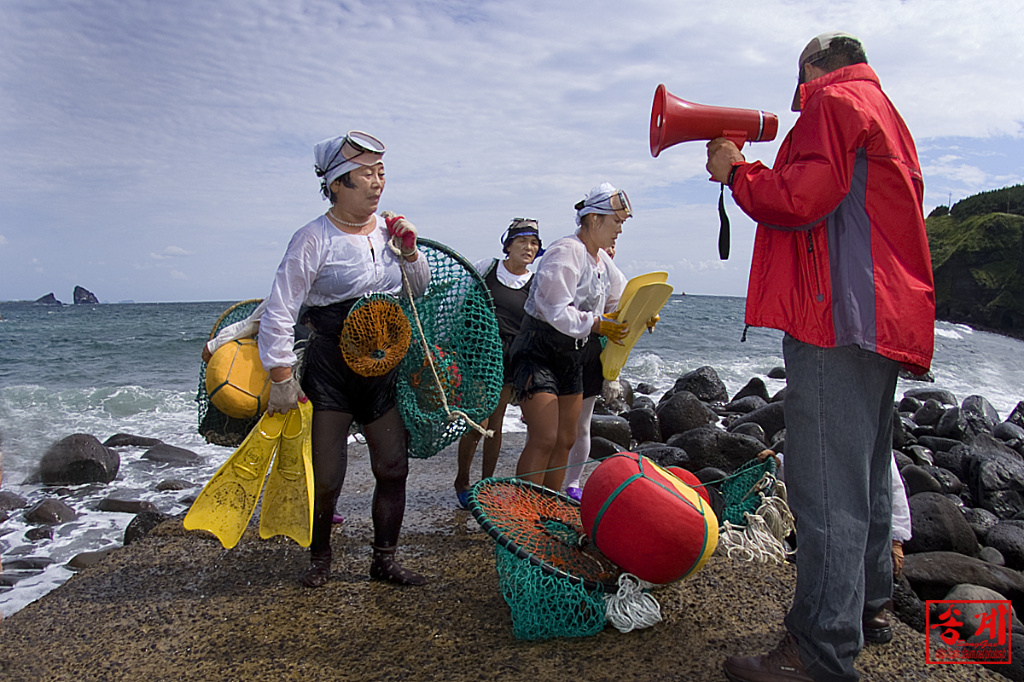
top-left (315, 130), bottom-right (386, 180)
top-left (338, 130), bottom-right (385, 166)
top-left (608, 189), bottom-right (632, 220)
top-left (575, 189), bottom-right (633, 221)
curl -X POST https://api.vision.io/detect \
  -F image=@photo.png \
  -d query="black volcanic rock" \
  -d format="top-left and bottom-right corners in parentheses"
top-left (34, 293), bottom-right (62, 305)
top-left (38, 434), bottom-right (120, 485)
top-left (73, 286), bottom-right (99, 304)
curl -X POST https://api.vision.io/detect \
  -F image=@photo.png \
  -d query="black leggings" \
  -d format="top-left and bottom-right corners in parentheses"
top-left (308, 406), bottom-right (410, 559)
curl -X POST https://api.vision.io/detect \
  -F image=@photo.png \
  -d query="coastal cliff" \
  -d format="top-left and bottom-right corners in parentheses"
top-left (927, 184), bottom-right (1024, 339)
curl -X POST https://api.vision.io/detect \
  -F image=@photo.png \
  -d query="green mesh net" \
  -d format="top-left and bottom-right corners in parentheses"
top-left (396, 238), bottom-right (504, 459)
top-left (719, 457), bottom-right (778, 526)
top-left (196, 299), bottom-right (263, 447)
top-left (470, 478), bottom-right (624, 640)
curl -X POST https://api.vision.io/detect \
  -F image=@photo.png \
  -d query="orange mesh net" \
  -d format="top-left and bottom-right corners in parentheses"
top-left (339, 295), bottom-right (412, 377)
top-left (469, 478), bottom-right (626, 640)
top-left (470, 478), bottom-right (622, 590)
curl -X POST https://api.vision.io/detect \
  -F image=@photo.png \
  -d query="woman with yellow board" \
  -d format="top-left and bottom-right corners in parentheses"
top-left (509, 183), bottom-right (630, 491)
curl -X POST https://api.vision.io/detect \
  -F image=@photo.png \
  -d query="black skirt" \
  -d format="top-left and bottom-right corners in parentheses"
top-left (300, 299), bottom-right (400, 424)
top-left (509, 315), bottom-right (588, 399)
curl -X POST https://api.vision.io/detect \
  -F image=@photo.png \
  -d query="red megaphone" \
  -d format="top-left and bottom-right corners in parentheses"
top-left (650, 84), bottom-right (778, 157)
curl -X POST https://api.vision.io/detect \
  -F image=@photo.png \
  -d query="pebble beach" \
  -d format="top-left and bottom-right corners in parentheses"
top-left (0, 433), bottom-right (1006, 682)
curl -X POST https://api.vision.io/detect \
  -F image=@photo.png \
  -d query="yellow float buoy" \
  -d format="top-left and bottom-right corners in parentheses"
top-left (205, 338), bottom-right (271, 419)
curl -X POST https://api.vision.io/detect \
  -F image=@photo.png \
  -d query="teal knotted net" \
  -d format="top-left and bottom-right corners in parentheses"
top-left (719, 456), bottom-right (778, 526)
top-left (395, 238), bottom-right (503, 459)
top-left (470, 477), bottom-right (624, 640)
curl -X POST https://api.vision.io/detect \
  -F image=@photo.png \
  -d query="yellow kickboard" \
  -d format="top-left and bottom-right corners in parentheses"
top-left (600, 282), bottom-right (673, 381)
top-left (183, 410), bottom-right (285, 549)
top-left (616, 272), bottom-right (668, 309)
top-left (259, 400), bottom-right (315, 547)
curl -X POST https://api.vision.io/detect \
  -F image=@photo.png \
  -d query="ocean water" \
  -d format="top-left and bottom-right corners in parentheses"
top-left (1, 296), bottom-right (1023, 616)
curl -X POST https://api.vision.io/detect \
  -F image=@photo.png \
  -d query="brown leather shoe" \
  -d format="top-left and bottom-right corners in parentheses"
top-left (723, 633), bottom-right (814, 682)
top-left (863, 607), bottom-right (893, 644)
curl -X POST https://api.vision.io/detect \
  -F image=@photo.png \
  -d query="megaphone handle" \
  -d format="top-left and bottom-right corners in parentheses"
top-left (717, 184), bottom-right (731, 260)
top-left (722, 131), bottom-right (748, 151)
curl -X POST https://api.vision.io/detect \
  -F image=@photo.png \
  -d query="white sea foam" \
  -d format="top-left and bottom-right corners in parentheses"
top-left (1, 299), bottom-right (1023, 617)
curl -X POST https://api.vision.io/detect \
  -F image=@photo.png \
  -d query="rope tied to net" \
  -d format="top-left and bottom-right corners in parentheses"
top-left (385, 227), bottom-right (493, 439)
top-left (604, 573), bottom-right (663, 633)
top-left (715, 476), bottom-right (795, 564)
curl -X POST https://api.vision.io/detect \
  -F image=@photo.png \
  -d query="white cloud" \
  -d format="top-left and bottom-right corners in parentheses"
top-left (0, 0), bottom-right (1022, 301)
top-left (150, 246), bottom-right (194, 260)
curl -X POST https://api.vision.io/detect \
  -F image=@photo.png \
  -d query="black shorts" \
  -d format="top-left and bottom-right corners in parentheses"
top-left (299, 300), bottom-right (399, 424)
top-left (500, 334), bottom-right (515, 385)
top-left (509, 316), bottom-right (587, 400)
top-left (580, 332), bottom-right (604, 398)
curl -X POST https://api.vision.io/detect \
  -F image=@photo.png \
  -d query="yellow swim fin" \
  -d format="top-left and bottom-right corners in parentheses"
top-left (183, 410), bottom-right (285, 549)
top-left (259, 400), bottom-right (315, 547)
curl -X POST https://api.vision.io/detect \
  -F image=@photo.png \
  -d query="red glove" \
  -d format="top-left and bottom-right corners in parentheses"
top-left (384, 214), bottom-right (418, 257)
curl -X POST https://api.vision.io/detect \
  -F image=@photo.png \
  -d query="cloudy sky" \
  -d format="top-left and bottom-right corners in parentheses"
top-left (2, 0), bottom-right (1022, 303)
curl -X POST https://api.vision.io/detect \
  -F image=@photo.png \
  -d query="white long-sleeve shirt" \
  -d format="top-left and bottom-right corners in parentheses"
top-left (258, 214), bottom-right (429, 369)
top-left (523, 234), bottom-right (625, 339)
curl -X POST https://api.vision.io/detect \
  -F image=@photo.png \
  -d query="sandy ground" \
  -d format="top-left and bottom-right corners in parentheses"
top-left (0, 433), bottom-right (1005, 681)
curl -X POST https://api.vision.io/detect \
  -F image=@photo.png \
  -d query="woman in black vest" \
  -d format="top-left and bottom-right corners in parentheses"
top-left (454, 219), bottom-right (542, 508)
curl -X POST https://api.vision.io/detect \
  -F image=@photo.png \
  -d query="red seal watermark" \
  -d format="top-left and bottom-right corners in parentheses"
top-left (926, 599), bottom-right (1012, 665)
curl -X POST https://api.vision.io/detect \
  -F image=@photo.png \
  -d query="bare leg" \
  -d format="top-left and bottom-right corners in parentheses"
top-left (517, 392), bottom-right (559, 485)
top-left (517, 391), bottom-right (582, 489)
top-left (542, 393), bottom-right (582, 492)
top-left (455, 423), bottom-right (485, 494)
top-left (480, 384), bottom-right (513, 479)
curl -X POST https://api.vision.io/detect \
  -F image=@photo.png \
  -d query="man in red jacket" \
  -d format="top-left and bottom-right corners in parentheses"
top-left (707, 33), bottom-right (934, 682)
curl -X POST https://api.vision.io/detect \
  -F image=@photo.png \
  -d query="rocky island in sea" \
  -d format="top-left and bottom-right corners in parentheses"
top-left (3, 285), bottom-right (101, 306)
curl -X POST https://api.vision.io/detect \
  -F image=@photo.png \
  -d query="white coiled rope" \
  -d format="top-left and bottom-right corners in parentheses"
top-left (604, 573), bottom-right (663, 633)
top-left (715, 479), bottom-right (795, 565)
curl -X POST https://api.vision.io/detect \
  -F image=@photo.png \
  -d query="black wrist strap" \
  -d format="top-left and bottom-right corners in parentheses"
top-left (717, 184), bottom-right (731, 260)
top-left (727, 164), bottom-right (740, 187)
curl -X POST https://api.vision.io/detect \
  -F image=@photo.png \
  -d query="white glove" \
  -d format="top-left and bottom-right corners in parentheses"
top-left (267, 375), bottom-right (306, 415)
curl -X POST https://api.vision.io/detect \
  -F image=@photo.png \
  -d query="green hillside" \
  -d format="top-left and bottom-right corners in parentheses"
top-left (926, 187), bottom-right (1024, 338)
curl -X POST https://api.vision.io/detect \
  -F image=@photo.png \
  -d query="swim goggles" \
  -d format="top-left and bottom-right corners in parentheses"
top-left (575, 189), bottom-right (633, 221)
top-left (315, 131), bottom-right (386, 180)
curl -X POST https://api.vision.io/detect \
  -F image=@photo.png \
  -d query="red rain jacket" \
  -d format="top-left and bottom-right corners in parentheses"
top-left (731, 63), bottom-right (935, 374)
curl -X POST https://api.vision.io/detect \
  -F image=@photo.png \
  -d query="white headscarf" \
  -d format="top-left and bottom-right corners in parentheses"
top-left (313, 131), bottom-right (385, 199)
top-left (575, 182), bottom-right (621, 226)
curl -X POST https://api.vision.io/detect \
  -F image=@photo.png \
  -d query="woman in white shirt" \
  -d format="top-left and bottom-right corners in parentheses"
top-left (454, 219), bottom-right (542, 508)
top-left (257, 131), bottom-right (429, 588)
top-left (510, 184), bottom-right (631, 491)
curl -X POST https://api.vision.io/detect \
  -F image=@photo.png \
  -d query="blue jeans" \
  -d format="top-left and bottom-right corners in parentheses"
top-left (781, 335), bottom-right (899, 682)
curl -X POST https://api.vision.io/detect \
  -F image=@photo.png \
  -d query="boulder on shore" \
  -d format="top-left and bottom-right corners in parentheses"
top-left (38, 433), bottom-right (120, 485)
